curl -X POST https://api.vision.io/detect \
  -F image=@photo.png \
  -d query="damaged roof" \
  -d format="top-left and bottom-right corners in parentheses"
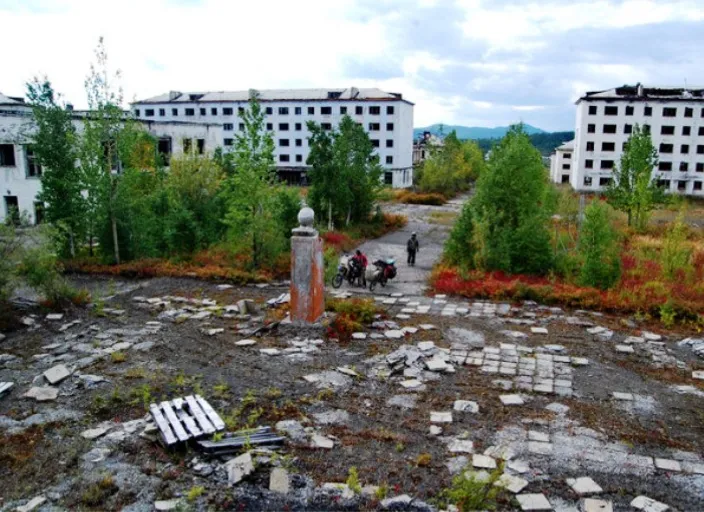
top-left (0, 92), bottom-right (27, 106)
top-left (578, 84), bottom-right (704, 103)
top-left (556, 140), bottom-right (574, 151)
top-left (133, 87), bottom-right (412, 105)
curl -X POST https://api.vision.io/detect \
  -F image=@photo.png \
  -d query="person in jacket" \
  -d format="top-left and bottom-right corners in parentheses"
top-left (407, 233), bottom-right (419, 266)
top-left (351, 249), bottom-right (368, 286)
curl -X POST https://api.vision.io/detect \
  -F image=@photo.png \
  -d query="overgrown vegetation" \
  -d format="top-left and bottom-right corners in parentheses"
top-left (439, 466), bottom-right (505, 511)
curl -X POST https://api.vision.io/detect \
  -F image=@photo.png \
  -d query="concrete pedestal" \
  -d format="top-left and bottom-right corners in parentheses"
top-left (290, 210), bottom-right (325, 324)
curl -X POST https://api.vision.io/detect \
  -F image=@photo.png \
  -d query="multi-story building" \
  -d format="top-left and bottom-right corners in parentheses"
top-left (549, 140), bottom-right (574, 184)
top-left (131, 87), bottom-right (414, 188)
top-left (566, 84), bottom-right (704, 196)
top-left (412, 131), bottom-right (443, 165)
top-left (0, 91), bottom-right (222, 225)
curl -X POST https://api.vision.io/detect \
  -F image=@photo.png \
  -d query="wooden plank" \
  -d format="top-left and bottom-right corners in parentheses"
top-left (149, 403), bottom-right (178, 445)
top-left (175, 407), bottom-right (203, 438)
top-left (160, 401), bottom-right (190, 442)
top-left (172, 397), bottom-right (184, 409)
top-left (185, 395), bottom-right (215, 434)
top-left (0, 382), bottom-right (14, 394)
top-left (196, 394), bottom-right (226, 430)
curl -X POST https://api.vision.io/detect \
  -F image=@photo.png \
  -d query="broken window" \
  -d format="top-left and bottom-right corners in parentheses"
top-left (677, 180), bottom-right (687, 191)
top-left (625, 105), bottom-right (634, 116)
top-left (25, 147), bottom-right (42, 177)
top-left (659, 162), bottom-right (672, 171)
top-left (200, 108), bottom-right (206, 115)
top-left (680, 162), bottom-right (688, 172)
top-left (387, 123), bottom-right (394, 131)
top-left (663, 107), bottom-right (677, 117)
top-left (599, 177), bottom-right (612, 186)
top-left (3, 196), bottom-right (19, 225)
top-left (278, 123), bottom-right (289, 131)
top-left (371, 139), bottom-right (380, 148)
top-left (295, 139), bottom-right (302, 147)
top-left (643, 124), bottom-right (651, 134)
top-left (585, 159), bottom-right (593, 169)
top-left (158, 137), bottom-right (172, 166)
top-left (685, 107), bottom-right (693, 118)
top-left (321, 123), bottom-right (332, 130)
top-left (1, 144), bottom-right (16, 166)
top-left (661, 126), bottom-right (675, 135)
top-left (603, 124), bottom-right (617, 134)
top-left (223, 108), bottom-right (233, 115)
top-left (239, 123), bottom-right (244, 131)
top-left (660, 143), bottom-right (674, 153)
top-left (562, 163), bottom-right (571, 170)
top-left (340, 107), bottom-right (347, 115)
top-left (699, 127), bottom-right (704, 136)
top-left (211, 108), bottom-right (218, 115)
top-left (600, 160), bottom-right (614, 169)
top-left (145, 109), bottom-right (154, 117)
top-left (386, 155), bottom-right (393, 164)
top-left (185, 108), bottom-right (195, 116)
top-left (644, 106), bottom-right (652, 116)
top-left (624, 124), bottom-right (632, 134)
top-left (321, 106), bottom-right (332, 115)
top-left (697, 163), bottom-right (704, 172)
top-left (224, 138), bottom-right (233, 146)
top-left (561, 175), bottom-right (570, 184)
top-left (279, 139), bottom-right (290, 147)
top-left (368, 123), bottom-right (380, 131)
top-left (295, 107), bottom-right (302, 115)
top-left (183, 138), bottom-right (192, 153)
top-left (224, 123), bottom-right (234, 131)
top-left (172, 108), bottom-right (178, 116)
top-left (355, 106), bottom-right (363, 115)
top-left (387, 106), bottom-right (395, 115)
top-left (369, 106), bottom-right (381, 115)
top-left (694, 181), bottom-right (702, 191)
top-left (584, 176), bottom-right (593, 186)
top-left (586, 141), bottom-right (594, 151)
top-left (602, 142), bottom-right (615, 151)
top-left (197, 139), bottom-right (205, 155)
top-left (34, 202), bottom-right (44, 224)
top-left (308, 107), bottom-right (315, 115)
top-left (295, 123), bottom-right (302, 131)
top-left (296, 154), bottom-right (303, 162)
top-left (683, 126), bottom-right (691, 136)
top-left (386, 140), bottom-right (393, 148)
top-left (279, 107), bottom-right (289, 115)
top-left (698, 145), bottom-right (704, 154)
top-left (604, 106), bottom-right (618, 116)
top-left (238, 107), bottom-right (245, 115)
top-left (265, 107), bottom-right (273, 115)
top-left (657, 179), bottom-right (670, 189)
top-left (587, 124), bottom-right (595, 133)
top-left (279, 154), bottom-right (290, 162)
top-left (588, 105), bottom-right (597, 115)
top-left (564, 153), bottom-right (571, 159)
top-left (682, 144), bottom-right (690, 154)
top-left (159, 108), bottom-right (165, 116)
top-left (384, 172), bottom-right (393, 185)
top-left (266, 123), bottom-right (273, 130)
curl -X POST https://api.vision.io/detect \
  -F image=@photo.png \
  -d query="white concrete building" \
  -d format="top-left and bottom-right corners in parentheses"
top-left (0, 92), bottom-right (223, 225)
top-left (568, 84), bottom-right (704, 196)
top-left (549, 139), bottom-right (574, 184)
top-left (131, 87), bottom-right (414, 188)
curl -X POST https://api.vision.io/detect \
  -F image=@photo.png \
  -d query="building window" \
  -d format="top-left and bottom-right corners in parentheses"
top-left (295, 123), bottom-right (302, 131)
top-left (644, 106), bottom-right (652, 116)
top-left (562, 163), bottom-right (571, 170)
top-left (308, 107), bottom-right (315, 115)
top-left (239, 123), bottom-right (245, 131)
top-left (588, 105), bottom-right (597, 115)
top-left (145, 109), bottom-right (154, 117)
top-left (265, 107), bottom-right (273, 115)
top-left (386, 140), bottom-right (393, 148)
top-left (172, 108), bottom-right (178, 116)
top-left (587, 124), bottom-right (596, 133)
top-left (657, 179), bottom-right (670, 189)
top-left (295, 139), bottom-right (302, 147)
top-left (134, 109), bottom-right (141, 117)
top-left (660, 143), bottom-right (674, 153)
top-left (643, 124), bottom-right (651, 134)
top-left (699, 127), bottom-right (704, 136)
top-left (355, 106), bottom-right (363, 115)
top-left (368, 123), bottom-right (380, 131)
top-left (564, 153), bottom-right (571, 159)
top-left (0, 144), bottom-right (16, 166)
top-left (279, 139), bottom-right (290, 147)
top-left (586, 141), bottom-right (594, 151)
top-left (266, 123), bottom-right (273, 131)
top-left (321, 123), bottom-right (332, 130)
top-left (697, 163), bottom-right (704, 172)
top-left (604, 106), bottom-right (618, 116)
top-left (603, 124), bottom-right (617, 134)
top-left (295, 107), bottom-right (302, 115)
top-left (211, 107), bottom-right (218, 115)
top-left (683, 126), bottom-right (691, 136)
top-left (602, 142), bottom-right (615, 151)
top-left (279, 154), bottom-right (290, 162)
top-left (584, 176), bottom-right (593, 186)
top-left (694, 181), bottom-right (703, 191)
top-left (680, 162), bottom-right (688, 172)
top-left (369, 106), bottom-right (381, 115)
top-left (661, 126), bottom-right (675, 135)
top-left (659, 162), bottom-right (672, 171)
top-left (223, 108), bottom-right (233, 115)
top-left (279, 123), bottom-right (289, 131)
top-left (25, 147), bottom-right (42, 177)
top-left (623, 142), bottom-right (628, 151)
top-left (224, 123), bottom-right (233, 131)
top-left (677, 180), bottom-right (687, 191)
top-left (387, 106), bottom-right (395, 115)
top-left (158, 137), bottom-right (172, 165)
top-left (321, 106), bottom-right (332, 115)
top-left (561, 175), bottom-right (570, 184)
top-left (159, 108), bottom-right (165, 116)
top-left (34, 201), bottom-right (44, 224)
top-left (340, 106), bottom-right (347, 115)
top-left (599, 177), bottom-right (612, 186)
top-left (224, 138), bottom-right (233, 146)
top-left (238, 107), bottom-right (245, 114)
top-left (197, 139), bottom-right (205, 155)
top-left (698, 145), bottom-right (704, 154)
top-left (185, 108), bottom-right (194, 116)
top-left (585, 159), bottom-right (593, 169)
top-left (386, 123), bottom-right (394, 131)
top-left (600, 160), bottom-right (614, 169)
top-left (279, 107), bottom-right (289, 115)
top-left (371, 139), bottom-right (380, 148)
top-left (663, 107), bottom-right (677, 117)
top-left (296, 154), bottom-right (303, 162)
top-left (625, 105), bottom-right (634, 116)
top-left (685, 107), bottom-right (693, 118)
top-left (386, 155), bottom-right (393, 164)
top-left (199, 108), bottom-right (206, 116)
top-left (183, 138), bottom-right (192, 153)
top-left (682, 144), bottom-right (690, 154)
top-left (621, 124), bottom-right (631, 134)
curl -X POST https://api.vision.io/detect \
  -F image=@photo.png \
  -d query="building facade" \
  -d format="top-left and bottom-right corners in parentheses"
top-left (549, 140), bottom-right (574, 184)
top-left (0, 92), bottom-right (223, 225)
top-left (567, 84), bottom-right (704, 196)
top-left (131, 88), bottom-right (414, 188)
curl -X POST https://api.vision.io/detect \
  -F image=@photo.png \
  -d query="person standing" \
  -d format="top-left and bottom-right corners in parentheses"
top-left (351, 249), bottom-right (368, 286)
top-left (406, 232), bottom-right (419, 266)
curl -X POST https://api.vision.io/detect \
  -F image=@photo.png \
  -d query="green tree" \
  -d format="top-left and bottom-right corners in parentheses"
top-left (306, 122), bottom-right (340, 229)
top-left (419, 131), bottom-right (484, 196)
top-left (606, 125), bottom-right (664, 231)
top-left (660, 211), bottom-right (692, 281)
top-left (25, 79), bottom-right (84, 257)
top-left (225, 90), bottom-right (282, 269)
top-left (577, 200), bottom-right (621, 289)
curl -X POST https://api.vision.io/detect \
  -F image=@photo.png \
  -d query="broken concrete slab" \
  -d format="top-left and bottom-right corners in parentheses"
top-left (15, 496), bottom-right (47, 512)
top-left (582, 498), bottom-right (613, 512)
top-left (448, 439), bottom-right (474, 453)
top-left (494, 473), bottom-right (528, 493)
top-left (270, 467), bottom-right (290, 494)
top-left (225, 452), bottom-right (254, 485)
top-left (46, 313), bottom-right (64, 321)
top-left (630, 495), bottom-right (669, 512)
top-left (654, 458), bottom-right (682, 472)
top-left (259, 348), bottom-right (281, 356)
top-left (24, 386), bottom-right (59, 402)
top-left (430, 411), bottom-right (453, 423)
top-left (531, 327), bottom-right (548, 335)
top-left (312, 409), bottom-right (350, 425)
top-left (384, 330), bottom-right (405, 339)
top-left (516, 493), bottom-right (552, 511)
top-left (612, 392), bottom-right (634, 401)
top-left (310, 434), bottom-right (334, 449)
top-left (154, 499), bottom-right (184, 511)
top-left (453, 400), bottom-right (479, 413)
top-left (351, 332), bottom-right (367, 340)
top-left (566, 476), bottom-right (603, 494)
top-left (615, 344), bottom-right (635, 354)
top-left (500, 394), bottom-right (525, 406)
top-left (472, 454), bottom-right (497, 469)
top-left (81, 426), bottom-right (111, 440)
top-left (43, 364), bottom-right (71, 385)
top-left (386, 395), bottom-right (417, 409)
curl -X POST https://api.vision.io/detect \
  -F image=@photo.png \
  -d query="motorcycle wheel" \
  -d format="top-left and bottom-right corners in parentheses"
top-left (332, 274), bottom-right (343, 288)
top-left (369, 279), bottom-right (377, 292)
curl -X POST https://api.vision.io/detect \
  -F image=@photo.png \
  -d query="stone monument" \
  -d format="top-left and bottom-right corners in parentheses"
top-left (290, 205), bottom-right (325, 324)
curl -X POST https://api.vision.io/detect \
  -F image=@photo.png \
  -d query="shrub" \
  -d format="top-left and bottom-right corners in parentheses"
top-left (396, 191), bottom-right (446, 206)
top-left (661, 212), bottom-right (692, 281)
top-left (346, 467), bottom-right (362, 494)
top-left (577, 200), bottom-right (621, 290)
top-left (441, 467), bottom-right (504, 511)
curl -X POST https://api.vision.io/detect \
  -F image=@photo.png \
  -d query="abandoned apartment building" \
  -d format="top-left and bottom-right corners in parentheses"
top-left (0, 92), bottom-right (223, 225)
top-left (550, 84), bottom-right (704, 197)
top-left (130, 87), bottom-right (414, 188)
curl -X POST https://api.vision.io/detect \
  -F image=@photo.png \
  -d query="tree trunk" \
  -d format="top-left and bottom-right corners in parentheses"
top-left (69, 230), bottom-right (76, 258)
top-left (346, 206), bottom-right (351, 227)
top-left (627, 210), bottom-right (632, 227)
top-left (252, 205), bottom-right (258, 269)
top-left (328, 201), bottom-right (333, 231)
top-left (111, 211), bottom-right (120, 264)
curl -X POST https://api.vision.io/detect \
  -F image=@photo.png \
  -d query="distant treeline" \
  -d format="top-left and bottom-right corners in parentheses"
top-left (472, 131), bottom-right (575, 156)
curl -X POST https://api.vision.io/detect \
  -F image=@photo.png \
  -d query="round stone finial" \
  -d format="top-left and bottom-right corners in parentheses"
top-left (298, 206), bottom-right (314, 228)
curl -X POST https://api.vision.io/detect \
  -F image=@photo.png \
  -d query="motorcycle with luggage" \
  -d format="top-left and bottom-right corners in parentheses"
top-left (368, 258), bottom-right (397, 291)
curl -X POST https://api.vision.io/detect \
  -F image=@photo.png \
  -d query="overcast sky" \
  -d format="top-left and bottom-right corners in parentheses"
top-left (2, 0), bottom-right (704, 131)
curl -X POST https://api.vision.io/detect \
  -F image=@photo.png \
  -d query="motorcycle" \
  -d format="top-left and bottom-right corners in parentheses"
top-left (368, 258), bottom-right (397, 292)
top-left (332, 255), bottom-right (365, 288)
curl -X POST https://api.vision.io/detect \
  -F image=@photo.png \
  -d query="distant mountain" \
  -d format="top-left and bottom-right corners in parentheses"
top-left (414, 123), bottom-right (546, 140)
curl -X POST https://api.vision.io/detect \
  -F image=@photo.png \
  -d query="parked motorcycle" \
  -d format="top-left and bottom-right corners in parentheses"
top-left (368, 258), bottom-right (397, 291)
top-left (332, 255), bottom-right (365, 288)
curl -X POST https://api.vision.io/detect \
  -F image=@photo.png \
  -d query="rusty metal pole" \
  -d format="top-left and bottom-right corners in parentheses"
top-left (290, 206), bottom-right (325, 324)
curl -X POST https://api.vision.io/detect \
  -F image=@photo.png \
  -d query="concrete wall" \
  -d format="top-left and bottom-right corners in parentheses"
top-left (549, 148), bottom-right (573, 184)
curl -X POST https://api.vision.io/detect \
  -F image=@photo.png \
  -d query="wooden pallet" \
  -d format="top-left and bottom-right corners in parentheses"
top-left (0, 382), bottom-right (13, 397)
top-left (149, 394), bottom-right (225, 446)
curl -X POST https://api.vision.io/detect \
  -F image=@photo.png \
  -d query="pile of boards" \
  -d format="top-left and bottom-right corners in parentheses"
top-left (149, 395), bottom-right (225, 446)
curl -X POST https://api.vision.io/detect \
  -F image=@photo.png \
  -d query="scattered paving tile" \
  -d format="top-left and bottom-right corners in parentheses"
top-left (630, 495), bottom-right (669, 512)
top-left (582, 498), bottom-right (613, 512)
top-left (386, 395), bottom-right (417, 409)
top-left (259, 348), bottom-right (281, 356)
top-left (615, 344), bottom-right (635, 353)
top-left (642, 332), bottom-right (662, 341)
top-left (692, 370), bottom-right (704, 380)
top-left (528, 441), bottom-right (553, 455)
top-left (516, 493), bottom-right (552, 511)
top-left (384, 330), bottom-right (404, 339)
top-left (46, 313), bottom-right (64, 321)
top-left (235, 339), bottom-right (257, 346)
top-left (24, 386), bottom-right (59, 402)
top-left (351, 332), bottom-right (367, 340)
top-left (453, 400), bottom-right (479, 413)
top-left (15, 496), bottom-right (47, 512)
top-left (495, 473), bottom-right (528, 493)
top-left (430, 411), bottom-right (453, 423)
top-left (205, 328), bottom-right (224, 336)
top-left (528, 431), bottom-right (550, 443)
top-left (531, 327), bottom-right (548, 335)
top-left (429, 425), bottom-right (442, 436)
top-left (400, 379), bottom-right (423, 389)
top-left (43, 364), bottom-right (71, 385)
top-left (472, 454), bottom-right (497, 469)
top-left (612, 392), bottom-right (634, 401)
top-left (654, 458), bottom-right (682, 472)
top-left (419, 324), bottom-right (436, 330)
top-left (566, 476), bottom-right (603, 494)
top-left (225, 452), bottom-right (255, 484)
top-left (310, 434), bottom-right (334, 449)
top-left (546, 402), bottom-right (570, 414)
top-left (154, 499), bottom-right (183, 511)
top-left (624, 336), bottom-right (645, 344)
top-left (269, 467), bottom-right (290, 494)
top-left (81, 426), bottom-right (111, 440)
top-left (448, 439), bottom-right (474, 453)
top-left (500, 394), bottom-right (525, 406)
top-left (508, 459), bottom-right (530, 474)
